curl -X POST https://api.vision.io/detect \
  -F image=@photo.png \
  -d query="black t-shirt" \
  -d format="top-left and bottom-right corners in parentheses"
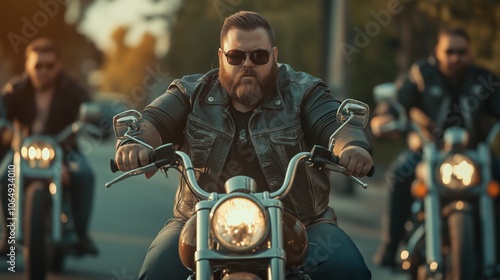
top-left (220, 105), bottom-right (269, 192)
top-left (442, 78), bottom-right (466, 131)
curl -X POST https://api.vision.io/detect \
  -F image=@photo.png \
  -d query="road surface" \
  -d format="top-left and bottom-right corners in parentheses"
top-left (0, 138), bottom-right (407, 280)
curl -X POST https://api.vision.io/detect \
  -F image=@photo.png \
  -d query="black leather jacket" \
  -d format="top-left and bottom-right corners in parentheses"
top-left (1, 72), bottom-right (90, 153)
top-left (143, 64), bottom-right (373, 227)
top-left (377, 57), bottom-right (500, 147)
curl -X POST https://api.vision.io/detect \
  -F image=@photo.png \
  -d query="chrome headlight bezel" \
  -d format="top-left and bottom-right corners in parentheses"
top-left (20, 141), bottom-right (56, 169)
top-left (436, 153), bottom-right (480, 189)
top-left (210, 193), bottom-right (268, 252)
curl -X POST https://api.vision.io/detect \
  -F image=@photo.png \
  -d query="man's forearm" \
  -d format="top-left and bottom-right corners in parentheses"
top-left (332, 127), bottom-right (373, 156)
top-left (115, 119), bottom-right (162, 149)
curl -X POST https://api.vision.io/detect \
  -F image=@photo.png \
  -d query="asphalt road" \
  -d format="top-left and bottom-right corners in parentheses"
top-left (0, 138), bottom-right (407, 280)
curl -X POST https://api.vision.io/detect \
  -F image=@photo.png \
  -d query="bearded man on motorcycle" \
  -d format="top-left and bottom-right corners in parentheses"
top-left (371, 27), bottom-right (500, 268)
top-left (114, 10), bottom-right (374, 280)
top-left (0, 37), bottom-right (98, 256)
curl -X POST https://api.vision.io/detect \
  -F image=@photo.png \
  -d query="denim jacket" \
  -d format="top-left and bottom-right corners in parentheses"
top-left (143, 63), bottom-right (372, 227)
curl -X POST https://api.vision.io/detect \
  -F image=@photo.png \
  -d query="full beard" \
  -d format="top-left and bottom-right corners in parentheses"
top-left (441, 63), bottom-right (470, 83)
top-left (219, 63), bottom-right (279, 108)
top-left (32, 75), bottom-right (57, 91)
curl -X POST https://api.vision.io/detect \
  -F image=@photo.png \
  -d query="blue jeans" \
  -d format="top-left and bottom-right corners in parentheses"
top-left (139, 219), bottom-right (372, 279)
top-left (0, 150), bottom-right (95, 239)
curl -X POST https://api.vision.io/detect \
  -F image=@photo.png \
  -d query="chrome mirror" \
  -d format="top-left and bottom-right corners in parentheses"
top-left (113, 109), bottom-right (144, 140)
top-left (373, 82), bottom-right (408, 130)
top-left (328, 99), bottom-right (370, 151)
top-left (373, 82), bottom-right (397, 103)
top-left (336, 99), bottom-right (369, 128)
top-left (78, 102), bottom-right (102, 124)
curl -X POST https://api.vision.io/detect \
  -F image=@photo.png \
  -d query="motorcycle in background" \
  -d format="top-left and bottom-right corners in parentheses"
top-left (1, 102), bottom-right (102, 279)
top-left (105, 99), bottom-right (374, 280)
top-left (373, 82), bottom-right (500, 280)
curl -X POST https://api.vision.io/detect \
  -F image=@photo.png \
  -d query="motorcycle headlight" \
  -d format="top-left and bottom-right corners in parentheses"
top-left (437, 153), bottom-right (479, 188)
top-left (21, 141), bottom-right (55, 169)
top-left (210, 195), bottom-right (268, 252)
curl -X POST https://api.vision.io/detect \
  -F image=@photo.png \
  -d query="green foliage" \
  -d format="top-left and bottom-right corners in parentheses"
top-left (343, 1), bottom-right (401, 105)
top-left (346, 0), bottom-right (500, 164)
top-left (346, 0), bottom-right (500, 106)
top-left (164, 0), bottom-right (324, 78)
top-left (416, 0), bottom-right (500, 74)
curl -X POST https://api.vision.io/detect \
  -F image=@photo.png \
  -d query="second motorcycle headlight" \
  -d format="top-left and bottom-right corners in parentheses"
top-left (438, 153), bottom-right (479, 188)
top-left (211, 196), bottom-right (267, 252)
top-left (21, 142), bottom-right (55, 169)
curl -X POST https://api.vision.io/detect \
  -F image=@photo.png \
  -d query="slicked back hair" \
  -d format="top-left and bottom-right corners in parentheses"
top-left (437, 27), bottom-right (470, 43)
top-left (25, 37), bottom-right (59, 60)
top-left (220, 11), bottom-right (276, 48)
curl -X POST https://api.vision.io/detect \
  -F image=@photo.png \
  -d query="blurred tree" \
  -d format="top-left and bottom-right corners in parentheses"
top-left (344, 0), bottom-right (409, 167)
top-left (346, 0), bottom-right (500, 105)
top-left (344, 0), bottom-right (500, 167)
top-left (416, 0), bottom-right (500, 75)
top-left (0, 1), bottom-right (101, 91)
top-left (164, 0), bottom-right (324, 79)
top-left (344, 1), bottom-right (402, 103)
top-left (99, 26), bottom-right (159, 109)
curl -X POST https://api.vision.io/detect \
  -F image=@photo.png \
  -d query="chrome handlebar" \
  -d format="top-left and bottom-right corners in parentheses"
top-left (106, 144), bottom-right (372, 196)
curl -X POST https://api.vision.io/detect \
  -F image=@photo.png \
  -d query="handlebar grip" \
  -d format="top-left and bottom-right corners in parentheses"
top-left (331, 154), bottom-right (375, 177)
top-left (109, 152), bottom-right (156, 174)
top-left (367, 165), bottom-right (375, 177)
top-left (110, 159), bottom-right (119, 173)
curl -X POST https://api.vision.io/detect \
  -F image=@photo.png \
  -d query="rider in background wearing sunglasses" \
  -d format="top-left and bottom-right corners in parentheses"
top-left (115, 10), bottom-right (374, 280)
top-left (0, 38), bottom-right (98, 256)
top-left (371, 27), bottom-right (500, 268)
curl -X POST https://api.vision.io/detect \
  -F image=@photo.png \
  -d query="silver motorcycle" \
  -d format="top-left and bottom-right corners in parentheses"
top-left (2, 103), bottom-right (101, 279)
top-left (373, 82), bottom-right (500, 279)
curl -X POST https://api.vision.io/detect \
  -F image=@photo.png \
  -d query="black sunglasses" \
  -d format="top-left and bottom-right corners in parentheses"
top-left (35, 63), bottom-right (56, 70)
top-left (445, 48), bottom-right (468, 55)
top-left (220, 48), bottom-right (273, 65)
